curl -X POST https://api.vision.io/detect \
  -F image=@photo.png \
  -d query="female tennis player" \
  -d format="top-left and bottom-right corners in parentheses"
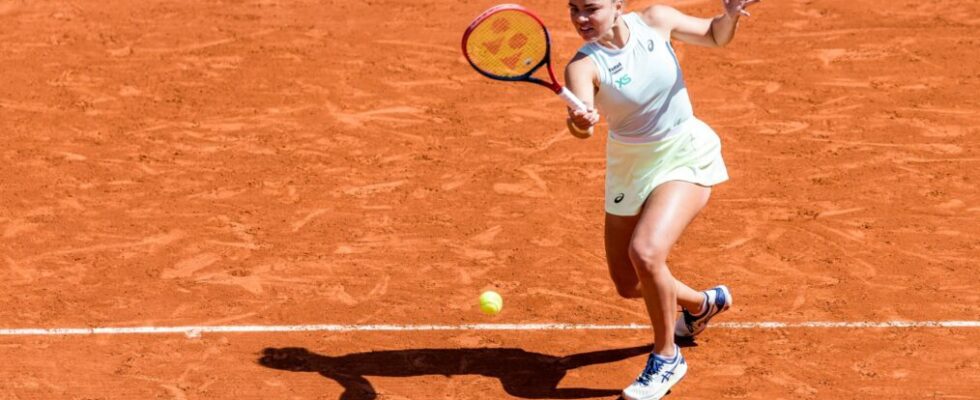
top-left (564, 0), bottom-right (758, 398)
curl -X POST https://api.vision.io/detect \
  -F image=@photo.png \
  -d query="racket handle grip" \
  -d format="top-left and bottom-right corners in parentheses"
top-left (557, 86), bottom-right (588, 112)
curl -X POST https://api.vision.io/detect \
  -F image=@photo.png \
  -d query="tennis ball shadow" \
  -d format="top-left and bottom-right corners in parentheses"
top-left (258, 342), bottom-right (694, 399)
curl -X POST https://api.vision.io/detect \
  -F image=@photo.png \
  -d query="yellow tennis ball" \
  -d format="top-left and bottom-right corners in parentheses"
top-left (479, 291), bottom-right (503, 315)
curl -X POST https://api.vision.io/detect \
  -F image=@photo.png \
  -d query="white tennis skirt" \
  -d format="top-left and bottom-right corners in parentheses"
top-left (605, 117), bottom-right (729, 216)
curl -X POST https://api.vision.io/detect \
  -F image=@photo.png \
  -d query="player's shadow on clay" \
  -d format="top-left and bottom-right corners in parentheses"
top-left (258, 342), bottom-right (693, 399)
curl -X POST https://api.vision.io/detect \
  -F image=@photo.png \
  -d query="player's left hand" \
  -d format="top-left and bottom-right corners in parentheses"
top-left (724, 0), bottom-right (760, 17)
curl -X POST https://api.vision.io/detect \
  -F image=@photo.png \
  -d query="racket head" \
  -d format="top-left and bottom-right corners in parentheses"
top-left (461, 4), bottom-right (556, 89)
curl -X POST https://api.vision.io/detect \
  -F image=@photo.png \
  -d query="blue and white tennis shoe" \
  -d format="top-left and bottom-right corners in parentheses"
top-left (622, 344), bottom-right (687, 400)
top-left (675, 285), bottom-right (732, 337)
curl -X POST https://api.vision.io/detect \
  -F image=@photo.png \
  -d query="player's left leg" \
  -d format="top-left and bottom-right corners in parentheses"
top-left (622, 180), bottom-right (710, 400)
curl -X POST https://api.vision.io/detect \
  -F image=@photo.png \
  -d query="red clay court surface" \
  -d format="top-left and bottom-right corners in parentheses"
top-left (1, 0), bottom-right (979, 398)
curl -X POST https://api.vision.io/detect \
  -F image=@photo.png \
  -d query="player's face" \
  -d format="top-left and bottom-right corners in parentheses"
top-left (568, 0), bottom-right (621, 42)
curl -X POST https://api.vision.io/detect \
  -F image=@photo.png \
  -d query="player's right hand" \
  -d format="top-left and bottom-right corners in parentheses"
top-left (568, 107), bottom-right (599, 132)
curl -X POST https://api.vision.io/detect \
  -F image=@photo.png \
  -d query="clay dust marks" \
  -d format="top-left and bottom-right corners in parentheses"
top-left (191, 109), bottom-right (310, 134)
top-left (527, 288), bottom-right (649, 320)
top-left (492, 165), bottom-right (551, 198)
top-left (370, 39), bottom-right (464, 74)
top-left (895, 106), bottom-right (980, 116)
top-left (772, 27), bottom-right (900, 39)
top-left (468, 225), bottom-right (502, 246)
top-left (137, 29), bottom-right (277, 55)
top-left (813, 43), bottom-right (901, 66)
top-left (194, 269), bottom-right (267, 296)
top-left (18, 230), bottom-right (185, 263)
top-left (880, 1), bottom-right (980, 26)
top-left (740, 80), bottom-right (782, 95)
top-left (439, 168), bottom-right (487, 192)
top-left (448, 225), bottom-right (506, 263)
top-left (805, 137), bottom-right (965, 156)
top-left (0, 98), bottom-right (62, 114)
top-left (2, 218), bottom-right (39, 239)
top-left (326, 103), bottom-right (432, 128)
top-left (756, 120), bottom-right (810, 135)
top-left (342, 179), bottom-right (408, 198)
top-left (161, 253), bottom-right (222, 279)
top-left (334, 232), bottom-right (436, 257)
top-left (290, 208), bottom-right (330, 232)
top-left (373, 39), bottom-right (456, 54)
top-left (3, 255), bottom-right (39, 283)
top-left (385, 79), bottom-right (465, 90)
top-left (815, 207), bottom-right (865, 219)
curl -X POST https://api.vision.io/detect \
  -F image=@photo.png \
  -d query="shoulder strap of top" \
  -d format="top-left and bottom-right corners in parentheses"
top-left (625, 11), bottom-right (668, 43)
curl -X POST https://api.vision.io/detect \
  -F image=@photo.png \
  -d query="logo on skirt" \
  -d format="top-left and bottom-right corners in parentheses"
top-left (614, 193), bottom-right (625, 203)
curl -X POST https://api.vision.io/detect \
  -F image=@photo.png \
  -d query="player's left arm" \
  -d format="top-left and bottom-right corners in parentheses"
top-left (639, 0), bottom-right (760, 48)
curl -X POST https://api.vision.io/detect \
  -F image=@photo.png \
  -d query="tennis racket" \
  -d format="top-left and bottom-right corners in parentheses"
top-left (461, 4), bottom-right (587, 112)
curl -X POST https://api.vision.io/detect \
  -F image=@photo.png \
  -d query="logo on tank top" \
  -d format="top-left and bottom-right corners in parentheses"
top-left (615, 74), bottom-right (632, 89)
top-left (608, 62), bottom-right (624, 75)
top-left (647, 39), bottom-right (655, 52)
top-left (609, 62), bottom-right (630, 88)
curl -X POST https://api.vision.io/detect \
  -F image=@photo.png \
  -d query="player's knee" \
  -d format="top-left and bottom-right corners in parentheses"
top-left (628, 240), bottom-right (669, 277)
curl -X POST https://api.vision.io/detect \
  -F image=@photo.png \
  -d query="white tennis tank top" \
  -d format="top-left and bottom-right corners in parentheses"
top-left (579, 12), bottom-right (694, 141)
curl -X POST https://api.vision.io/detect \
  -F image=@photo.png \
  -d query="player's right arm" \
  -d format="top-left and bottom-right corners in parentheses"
top-left (564, 52), bottom-right (599, 139)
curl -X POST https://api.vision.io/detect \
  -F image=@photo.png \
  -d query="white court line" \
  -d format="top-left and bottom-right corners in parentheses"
top-left (0, 321), bottom-right (978, 337)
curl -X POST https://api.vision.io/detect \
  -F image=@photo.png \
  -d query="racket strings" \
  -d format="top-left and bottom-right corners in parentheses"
top-left (465, 10), bottom-right (548, 78)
